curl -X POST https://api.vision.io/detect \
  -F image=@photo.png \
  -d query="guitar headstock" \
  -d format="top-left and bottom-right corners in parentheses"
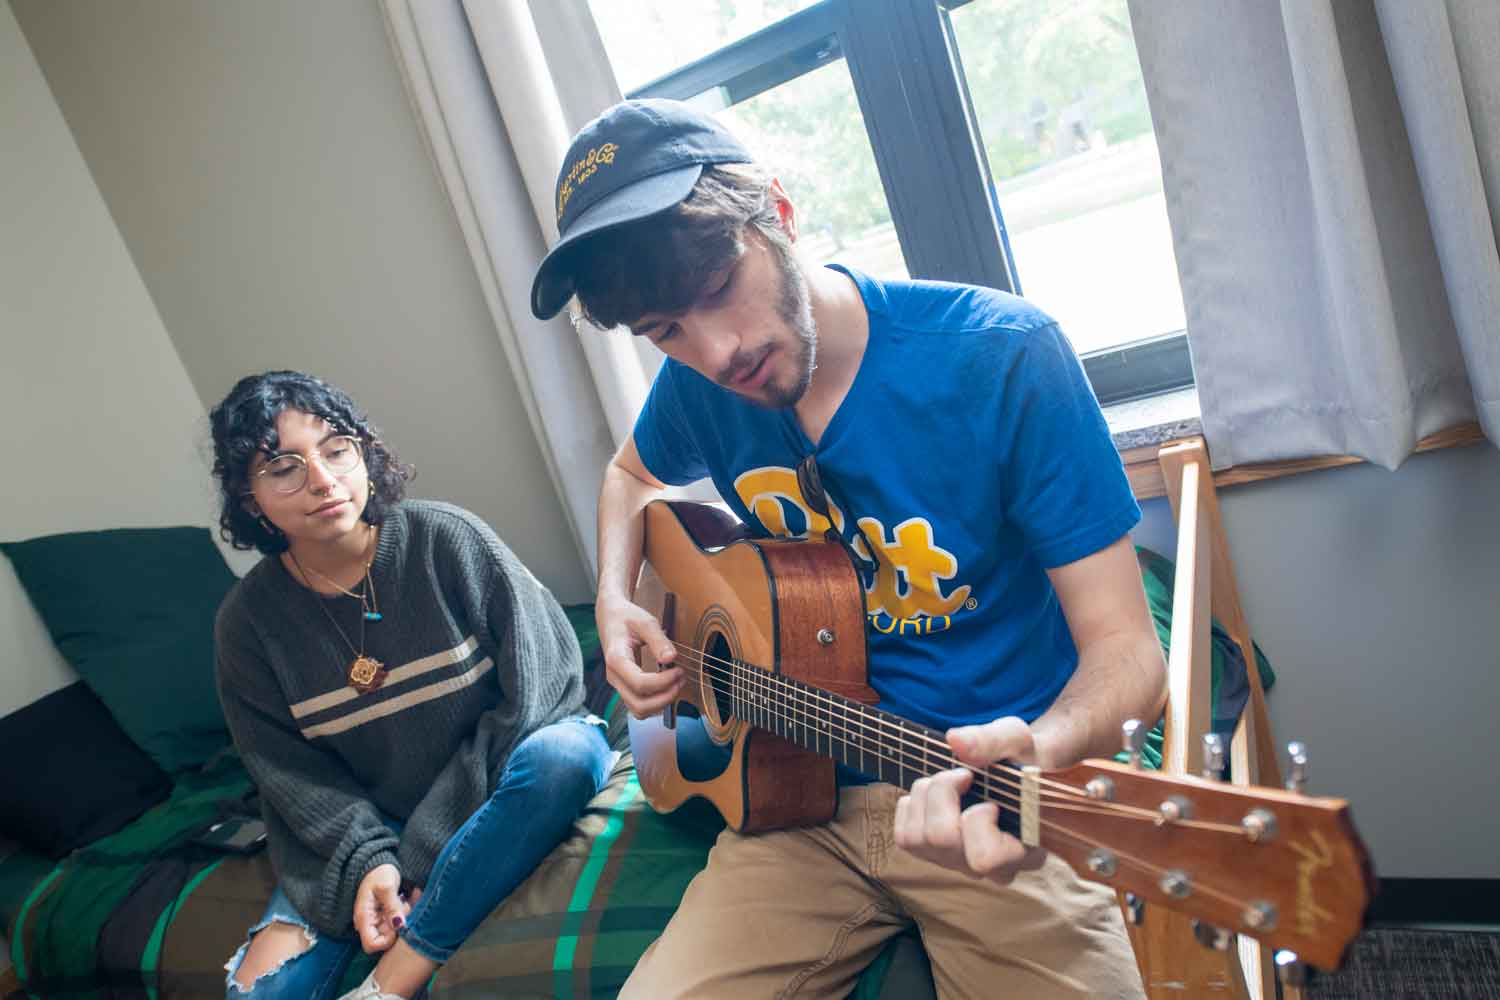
top-left (1042, 756), bottom-right (1375, 970)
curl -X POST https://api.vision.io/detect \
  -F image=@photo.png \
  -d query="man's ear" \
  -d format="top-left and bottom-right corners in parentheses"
top-left (768, 178), bottom-right (798, 243)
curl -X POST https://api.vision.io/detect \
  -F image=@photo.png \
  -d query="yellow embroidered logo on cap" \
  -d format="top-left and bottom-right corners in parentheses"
top-left (557, 142), bottom-right (620, 218)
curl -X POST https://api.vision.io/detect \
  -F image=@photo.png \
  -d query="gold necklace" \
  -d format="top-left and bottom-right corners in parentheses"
top-left (300, 562), bottom-right (383, 622)
top-left (300, 564), bottom-right (365, 600)
top-left (287, 530), bottom-right (387, 693)
top-left (294, 527), bottom-right (383, 621)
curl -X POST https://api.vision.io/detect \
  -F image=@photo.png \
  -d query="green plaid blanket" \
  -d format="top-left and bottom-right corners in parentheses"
top-left (4, 606), bottom-right (914, 998)
top-left (8, 757), bottom-right (259, 998)
top-left (6, 568), bottom-right (1269, 998)
top-left (6, 736), bottom-right (909, 999)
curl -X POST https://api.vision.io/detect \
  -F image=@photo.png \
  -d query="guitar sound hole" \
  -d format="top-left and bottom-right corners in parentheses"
top-left (704, 633), bottom-right (736, 726)
top-left (672, 629), bottom-right (736, 784)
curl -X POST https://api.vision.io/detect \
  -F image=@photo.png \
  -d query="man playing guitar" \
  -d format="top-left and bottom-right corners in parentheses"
top-left (531, 99), bottom-right (1167, 998)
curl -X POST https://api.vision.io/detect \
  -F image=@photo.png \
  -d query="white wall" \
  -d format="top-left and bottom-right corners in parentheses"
top-left (10, 0), bottom-right (593, 605)
top-left (0, 3), bottom-right (254, 720)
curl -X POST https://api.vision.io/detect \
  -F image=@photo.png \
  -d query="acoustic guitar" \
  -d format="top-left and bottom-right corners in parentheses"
top-left (627, 500), bottom-right (1374, 971)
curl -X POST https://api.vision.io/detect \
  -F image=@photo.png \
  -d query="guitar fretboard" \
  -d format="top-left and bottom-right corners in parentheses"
top-left (715, 657), bottom-right (1018, 813)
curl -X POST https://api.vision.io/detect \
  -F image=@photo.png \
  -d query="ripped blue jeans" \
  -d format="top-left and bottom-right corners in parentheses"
top-left (224, 716), bottom-right (614, 998)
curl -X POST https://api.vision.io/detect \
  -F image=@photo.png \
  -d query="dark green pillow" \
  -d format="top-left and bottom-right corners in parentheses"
top-left (1, 527), bottom-right (236, 773)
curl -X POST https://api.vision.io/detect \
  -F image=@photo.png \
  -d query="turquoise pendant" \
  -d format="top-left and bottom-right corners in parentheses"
top-left (364, 611), bottom-right (382, 621)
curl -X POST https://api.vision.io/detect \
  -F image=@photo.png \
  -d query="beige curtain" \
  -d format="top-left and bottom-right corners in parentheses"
top-left (1129, 0), bottom-right (1499, 470)
top-left (380, 0), bottom-right (655, 576)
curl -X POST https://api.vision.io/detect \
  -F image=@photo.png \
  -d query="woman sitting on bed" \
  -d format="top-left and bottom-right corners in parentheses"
top-left (210, 370), bottom-right (612, 1000)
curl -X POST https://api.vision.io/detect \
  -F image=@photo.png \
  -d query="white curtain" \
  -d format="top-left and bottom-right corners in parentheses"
top-left (1128, 0), bottom-right (1499, 470)
top-left (381, 0), bottom-right (654, 577)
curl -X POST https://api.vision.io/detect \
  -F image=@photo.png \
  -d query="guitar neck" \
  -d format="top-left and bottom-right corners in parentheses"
top-left (724, 660), bottom-right (1012, 801)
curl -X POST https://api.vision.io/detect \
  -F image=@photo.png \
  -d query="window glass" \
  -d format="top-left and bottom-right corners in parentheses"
top-left (708, 59), bottom-right (909, 280)
top-left (588, 0), bottom-right (823, 93)
top-left (950, 0), bottom-right (1186, 354)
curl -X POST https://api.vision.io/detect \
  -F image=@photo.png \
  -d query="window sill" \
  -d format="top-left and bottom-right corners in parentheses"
top-left (1105, 386), bottom-right (1201, 452)
top-left (1107, 387), bottom-right (1486, 501)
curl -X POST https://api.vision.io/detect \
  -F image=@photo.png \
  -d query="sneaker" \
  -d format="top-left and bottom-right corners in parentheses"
top-left (337, 973), bottom-right (404, 1000)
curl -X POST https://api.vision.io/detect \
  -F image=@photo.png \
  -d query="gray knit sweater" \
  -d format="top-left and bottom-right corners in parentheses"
top-left (214, 500), bottom-right (584, 938)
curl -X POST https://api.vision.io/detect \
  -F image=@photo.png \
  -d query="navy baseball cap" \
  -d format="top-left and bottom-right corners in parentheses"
top-left (530, 99), bottom-right (753, 321)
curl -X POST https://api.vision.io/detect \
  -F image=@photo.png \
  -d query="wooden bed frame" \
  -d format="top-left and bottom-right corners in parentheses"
top-left (1123, 436), bottom-right (1301, 1000)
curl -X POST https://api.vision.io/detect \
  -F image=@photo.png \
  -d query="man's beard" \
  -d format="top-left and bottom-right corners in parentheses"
top-left (757, 233), bottom-right (818, 410)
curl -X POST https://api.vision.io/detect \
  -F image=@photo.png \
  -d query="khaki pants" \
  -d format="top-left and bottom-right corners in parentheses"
top-left (622, 783), bottom-right (1145, 1000)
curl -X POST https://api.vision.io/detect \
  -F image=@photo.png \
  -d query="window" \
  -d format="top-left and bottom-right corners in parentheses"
top-left (588, 1), bottom-right (825, 94)
top-left (589, 0), bottom-right (1193, 404)
top-left (701, 56), bottom-right (908, 280)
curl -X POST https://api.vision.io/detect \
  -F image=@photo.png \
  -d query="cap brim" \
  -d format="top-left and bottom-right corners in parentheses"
top-left (530, 163), bottom-right (705, 320)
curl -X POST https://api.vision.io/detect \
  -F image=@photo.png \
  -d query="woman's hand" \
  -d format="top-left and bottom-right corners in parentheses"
top-left (352, 863), bottom-right (408, 953)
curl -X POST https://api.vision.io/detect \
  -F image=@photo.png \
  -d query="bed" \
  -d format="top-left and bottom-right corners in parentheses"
top-left (0, 478), bottom-right (1270, 999)
top-left (0, 525), bottom-right (937, 999)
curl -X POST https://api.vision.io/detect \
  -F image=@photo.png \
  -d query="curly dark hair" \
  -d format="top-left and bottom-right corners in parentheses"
top-left (209, 371), bottom-right (411, 555)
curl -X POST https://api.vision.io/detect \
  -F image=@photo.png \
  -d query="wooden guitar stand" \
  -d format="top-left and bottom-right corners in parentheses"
top-left (1122, 438), bottom-right (1305, 1000)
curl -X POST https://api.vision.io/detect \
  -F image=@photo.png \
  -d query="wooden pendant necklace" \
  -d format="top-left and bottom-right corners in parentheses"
top-left (288, 527), bottom-right (387, 694)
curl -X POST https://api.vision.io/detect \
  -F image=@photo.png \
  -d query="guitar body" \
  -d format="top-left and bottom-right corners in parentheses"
top-left (629, 500), bottom-right (876, 832)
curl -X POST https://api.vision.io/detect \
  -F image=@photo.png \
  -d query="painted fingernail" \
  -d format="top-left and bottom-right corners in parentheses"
top-left (392, 914), bottom-right (405, 930)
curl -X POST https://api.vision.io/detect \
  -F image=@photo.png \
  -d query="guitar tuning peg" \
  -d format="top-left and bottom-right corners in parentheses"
top-left (1201, 732), bottom-right (1226, 780)
top-left (1286, 741), bottom-right (1309, 793)
top-left (1191, 919), bottom-right (1231, 951)
top-left (1123, 891), bottom-right (1145, 925)
top-left (1122, 719), bottom-right (1146, 769)
top-left (1274, 949), bottom-right (1308, 986)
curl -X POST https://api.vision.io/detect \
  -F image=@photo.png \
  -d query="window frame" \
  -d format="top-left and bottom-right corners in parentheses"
top-left (624, 0), bottom-right (1194, 405)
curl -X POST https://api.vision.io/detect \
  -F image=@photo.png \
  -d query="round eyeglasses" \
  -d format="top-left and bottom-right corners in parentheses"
top-left (250, 436), bottom-right (364, 495)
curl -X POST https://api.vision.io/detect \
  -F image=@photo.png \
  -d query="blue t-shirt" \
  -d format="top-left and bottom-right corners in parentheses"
top-left (633, 265), bottom-right (1140, 735)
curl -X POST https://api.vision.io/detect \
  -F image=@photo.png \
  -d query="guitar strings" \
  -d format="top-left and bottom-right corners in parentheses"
top-left (662, 646), bottom-right (1271, 915)
top-left (649, 643), bottom-right (1263, 913)
top-left (666, 641), bottom-right (1137, 819)
top-left (663, 637), bottom-right (1093, 803)
top-left (663, 639), bottom-right (1247, 835)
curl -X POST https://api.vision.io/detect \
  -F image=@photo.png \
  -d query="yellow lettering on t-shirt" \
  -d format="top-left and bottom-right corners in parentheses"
top-left (732, 468), bottom-right (969, 625)
top-left (733, 467), bottom-right (840, 538)
top-left (859, 516), bottom-right (970, 620)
